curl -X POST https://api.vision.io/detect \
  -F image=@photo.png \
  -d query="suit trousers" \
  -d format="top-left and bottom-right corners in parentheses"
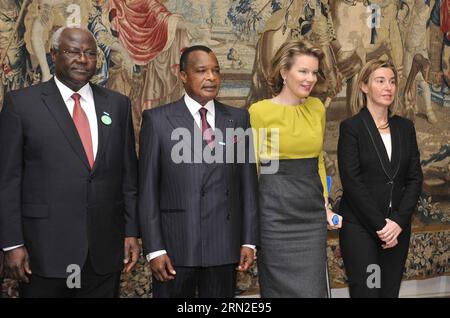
top-left (339, 221), bottom-right (411, 298)
top-left (152, 264), bottom-right (236, 298)
top-left (19, 252), bottom-right (121, 298)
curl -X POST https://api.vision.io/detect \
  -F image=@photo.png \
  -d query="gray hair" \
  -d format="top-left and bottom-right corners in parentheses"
top-left (50, 26), bottom-right (96, 51)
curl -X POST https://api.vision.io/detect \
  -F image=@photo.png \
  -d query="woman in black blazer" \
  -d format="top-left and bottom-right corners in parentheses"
top-left (337, 59), bottom-right (423, 297)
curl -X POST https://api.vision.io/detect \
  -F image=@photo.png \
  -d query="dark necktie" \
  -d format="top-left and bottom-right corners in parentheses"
top-left (199, 107), bottom-right (214, 146)
top-left (72, 93), bottom-right (94, 168)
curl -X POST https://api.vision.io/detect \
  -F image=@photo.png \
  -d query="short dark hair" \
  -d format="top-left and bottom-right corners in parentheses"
top-left (179, 45), bottom-right (212, 71)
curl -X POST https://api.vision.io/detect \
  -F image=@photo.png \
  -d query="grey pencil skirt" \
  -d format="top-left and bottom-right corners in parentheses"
top-left (257, 158), bottom-right (327, 298)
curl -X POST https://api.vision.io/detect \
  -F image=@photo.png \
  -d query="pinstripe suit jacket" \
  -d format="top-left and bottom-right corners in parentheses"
top-left (138, 97), bottom-right (258, 267)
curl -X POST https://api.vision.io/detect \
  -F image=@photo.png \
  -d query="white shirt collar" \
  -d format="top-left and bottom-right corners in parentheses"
top-left (184, 93), bottom-right (215, 117)
top-left (54, 76), bottom-right (93, 104)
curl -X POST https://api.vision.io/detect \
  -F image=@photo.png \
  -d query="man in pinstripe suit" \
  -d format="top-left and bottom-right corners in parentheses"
top-left (138, 45), bottom-right (259, 298)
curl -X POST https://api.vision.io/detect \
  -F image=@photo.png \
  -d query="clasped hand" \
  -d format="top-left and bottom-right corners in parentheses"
top-left (377, 218), bottom-right (402, 249)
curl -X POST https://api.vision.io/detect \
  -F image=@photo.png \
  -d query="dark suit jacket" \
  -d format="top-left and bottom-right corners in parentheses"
top-left (337, 107), bottom-right (423, 237)
top-left (0, 78), bottom-right (139, 278)
top-left (138, 97), bottom-right (258, 267)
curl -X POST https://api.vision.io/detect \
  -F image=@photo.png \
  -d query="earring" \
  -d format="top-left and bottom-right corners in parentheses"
top-left (283, 78), bottom-right (286, 85)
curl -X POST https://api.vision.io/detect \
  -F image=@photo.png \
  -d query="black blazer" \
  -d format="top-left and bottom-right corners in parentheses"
top-left (0, 78), bottom-right (139, 278)
top-left (337, 107), bottom-right (423, 237)
top-left (138, 97), bottom-right (258, 267)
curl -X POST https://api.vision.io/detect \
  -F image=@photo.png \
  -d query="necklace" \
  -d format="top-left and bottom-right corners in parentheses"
top-left (377, 121), bottom-right (390, 129)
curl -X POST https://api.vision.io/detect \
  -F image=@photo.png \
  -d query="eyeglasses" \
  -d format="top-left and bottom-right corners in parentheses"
top-left (59, 49), bottom-right (97, 59)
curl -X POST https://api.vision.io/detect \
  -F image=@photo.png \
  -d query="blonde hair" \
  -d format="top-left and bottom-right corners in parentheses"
top-left (268, 39), bottom-right (324, 96)
top-left (350, 59), bottom-right (400, 116)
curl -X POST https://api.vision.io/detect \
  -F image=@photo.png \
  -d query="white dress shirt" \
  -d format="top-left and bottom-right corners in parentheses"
top-left (54, 76), bottom-right (99, 159)
top-left (146, 94), bottom-right (255, 262)
top-left (184, 93), bottom-right (215, 130)
top-left (380, 132), bottom-right (392, 207)
top-left (380, 132), bottom-right (392, 161)
top-left (3, 77), bottom-right (98, 252)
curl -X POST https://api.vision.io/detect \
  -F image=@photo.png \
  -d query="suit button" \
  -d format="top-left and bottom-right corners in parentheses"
top-left (201, 190), bottom-right (206, 197)
top-left (226, 213), bottom-right (230, 220)
top-left (225, 190), bottom-right (229, 196)
top-left (88, 177), bottom-right (93, 183)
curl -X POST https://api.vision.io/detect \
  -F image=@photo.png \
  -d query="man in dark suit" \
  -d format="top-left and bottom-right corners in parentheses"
top-left (0, 26), bottom-right (140, 297)
top-left (138, 45), bottom-right (258, 298)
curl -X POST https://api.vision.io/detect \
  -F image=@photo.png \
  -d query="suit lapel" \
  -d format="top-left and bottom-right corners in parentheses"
top-left (214, 101), bottom-right (235, 145)
top-left (91, 84), bottom-right (111, 174)
top-left (388, 116), bottom-right (401, 179)
top-left (202, 101), bottom-right (235, 184)
top-left (360, 107), bottom-right (394, 180)
top-left (167, 98), bottom-right (203, 162)
top-left (41, 79), bottom-right (91, 170)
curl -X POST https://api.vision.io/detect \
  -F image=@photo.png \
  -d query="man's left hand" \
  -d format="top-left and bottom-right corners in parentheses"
top-left (123, 237), bottom-right (140, 272)
top-left (237, 246), bottom-right (255, 272)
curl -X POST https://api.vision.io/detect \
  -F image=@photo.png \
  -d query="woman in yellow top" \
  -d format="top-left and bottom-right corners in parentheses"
top-left (249, 40), bottom-right (342, 297)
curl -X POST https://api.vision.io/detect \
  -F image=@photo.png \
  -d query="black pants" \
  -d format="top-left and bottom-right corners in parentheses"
top-left (339, 221), bottom-right (411, 298)
top-left (152, 264), bottom-right (236, 298)
top-left (19, 254), bottom-right (121, 298)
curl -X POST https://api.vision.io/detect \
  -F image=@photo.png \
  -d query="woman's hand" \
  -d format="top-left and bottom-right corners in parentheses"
top-left (326, 208), bottom-right (343, 230)
top-left (377, 218), bottom-right (402, 249)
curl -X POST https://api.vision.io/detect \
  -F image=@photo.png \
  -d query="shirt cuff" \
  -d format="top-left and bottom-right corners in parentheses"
top-left (146, 250), bottom-right (167, 262)
top-left (242, 244), bottom-right (256, 250)
top-left (3, 244), bottom-right (24, 252)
